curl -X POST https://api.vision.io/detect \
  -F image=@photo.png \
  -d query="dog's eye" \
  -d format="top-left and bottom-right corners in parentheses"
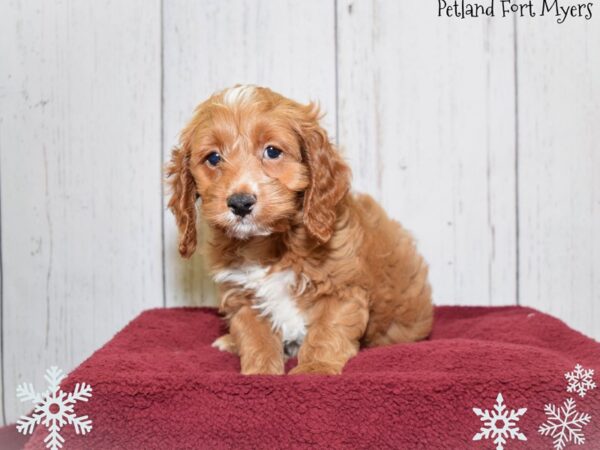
top-left (205, 152), bottom-right (222, 167)
top-left (263, 146), bottom-right (282, 160)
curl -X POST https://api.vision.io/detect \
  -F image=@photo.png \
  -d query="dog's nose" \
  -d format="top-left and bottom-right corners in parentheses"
top-left (227, 193), bottom-right (256, 217)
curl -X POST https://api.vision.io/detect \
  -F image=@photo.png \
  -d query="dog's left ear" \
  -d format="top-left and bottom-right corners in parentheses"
top-left (298, 104), bottom-right (351, 244)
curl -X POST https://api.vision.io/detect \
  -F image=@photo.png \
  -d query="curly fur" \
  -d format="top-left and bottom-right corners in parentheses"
top-left (167, 85), bottom-right (433, 375)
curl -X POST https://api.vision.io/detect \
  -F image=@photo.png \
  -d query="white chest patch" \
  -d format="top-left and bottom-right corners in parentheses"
top-left (213, 265), bottom-right (307, 347)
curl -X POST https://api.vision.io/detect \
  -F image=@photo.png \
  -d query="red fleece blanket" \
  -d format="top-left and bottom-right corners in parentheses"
top-left (22, 306), bottom-right (600, 449)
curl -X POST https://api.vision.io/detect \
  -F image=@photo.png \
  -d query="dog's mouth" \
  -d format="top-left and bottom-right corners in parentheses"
top-left (222, 213), bottom-right (272, 240)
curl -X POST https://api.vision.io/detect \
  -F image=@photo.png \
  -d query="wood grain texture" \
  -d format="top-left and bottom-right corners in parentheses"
top-left (517, 17), bottom-right (600, 340)
top-left (337, 1), bottom-right (517, 306)
top-left (0, 0), bottom-right (162, 423)
top-left (162, 0), bottom-right (336, 307)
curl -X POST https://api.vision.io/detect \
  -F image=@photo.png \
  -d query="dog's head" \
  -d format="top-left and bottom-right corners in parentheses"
top-left (166, 85), bottom-right (351, 258)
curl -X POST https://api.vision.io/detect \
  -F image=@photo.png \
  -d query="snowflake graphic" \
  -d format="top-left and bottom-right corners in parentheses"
top-left (16, 366), bottom-right (93, 450)
top-left (565, 364), bottom-right (596, 398)
top-left (539, 398), bottom-right (592, 450)
top-left (472, 393), bottom-right (527, 450)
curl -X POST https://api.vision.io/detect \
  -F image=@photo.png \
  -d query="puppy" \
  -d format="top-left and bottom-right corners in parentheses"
top-left (167, 85), bottom-right (433, 375)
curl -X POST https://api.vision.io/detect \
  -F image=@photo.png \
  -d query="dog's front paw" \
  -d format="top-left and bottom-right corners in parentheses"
top-left (241, 364), bottom-right (284, 376)
top-left (288, 361), bottom-right (342, 375)
top-left (241, 357), bottom-right (284, 376)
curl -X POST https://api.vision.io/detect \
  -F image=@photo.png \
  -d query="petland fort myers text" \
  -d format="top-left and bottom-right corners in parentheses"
top-left (438, 0), bottom-right (593, 22)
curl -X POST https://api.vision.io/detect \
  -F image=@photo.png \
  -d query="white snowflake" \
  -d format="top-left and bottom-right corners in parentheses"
top-left (539, 398), bottom-right (592, 450)
top-left (472, 393), bottom-right (528, 450)
top-left (565, 364), bottom-right (596, 398)
top-left (16, 366), bottom-right (93, 450)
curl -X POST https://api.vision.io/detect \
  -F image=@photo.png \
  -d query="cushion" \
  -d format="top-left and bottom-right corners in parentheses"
top-left (0, 425), bottom-right (28, 450)
top-left (24, 306), bottom-right (600, 449)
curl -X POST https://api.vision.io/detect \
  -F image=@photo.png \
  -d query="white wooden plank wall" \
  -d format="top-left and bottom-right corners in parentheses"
top-left (0, 0), bottom-right (162, 424)
top-left (517, 16), bottom-right (600, 340)
top-left (0, 0), bottom-right (598, 425)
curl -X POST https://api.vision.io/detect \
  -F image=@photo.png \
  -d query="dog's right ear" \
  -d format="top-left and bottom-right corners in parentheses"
top-left (166, 145), bottom-right (197, 258)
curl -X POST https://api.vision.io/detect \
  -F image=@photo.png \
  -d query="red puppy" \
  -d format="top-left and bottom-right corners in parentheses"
top-left (167, 85), bottom-right (433, 375)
